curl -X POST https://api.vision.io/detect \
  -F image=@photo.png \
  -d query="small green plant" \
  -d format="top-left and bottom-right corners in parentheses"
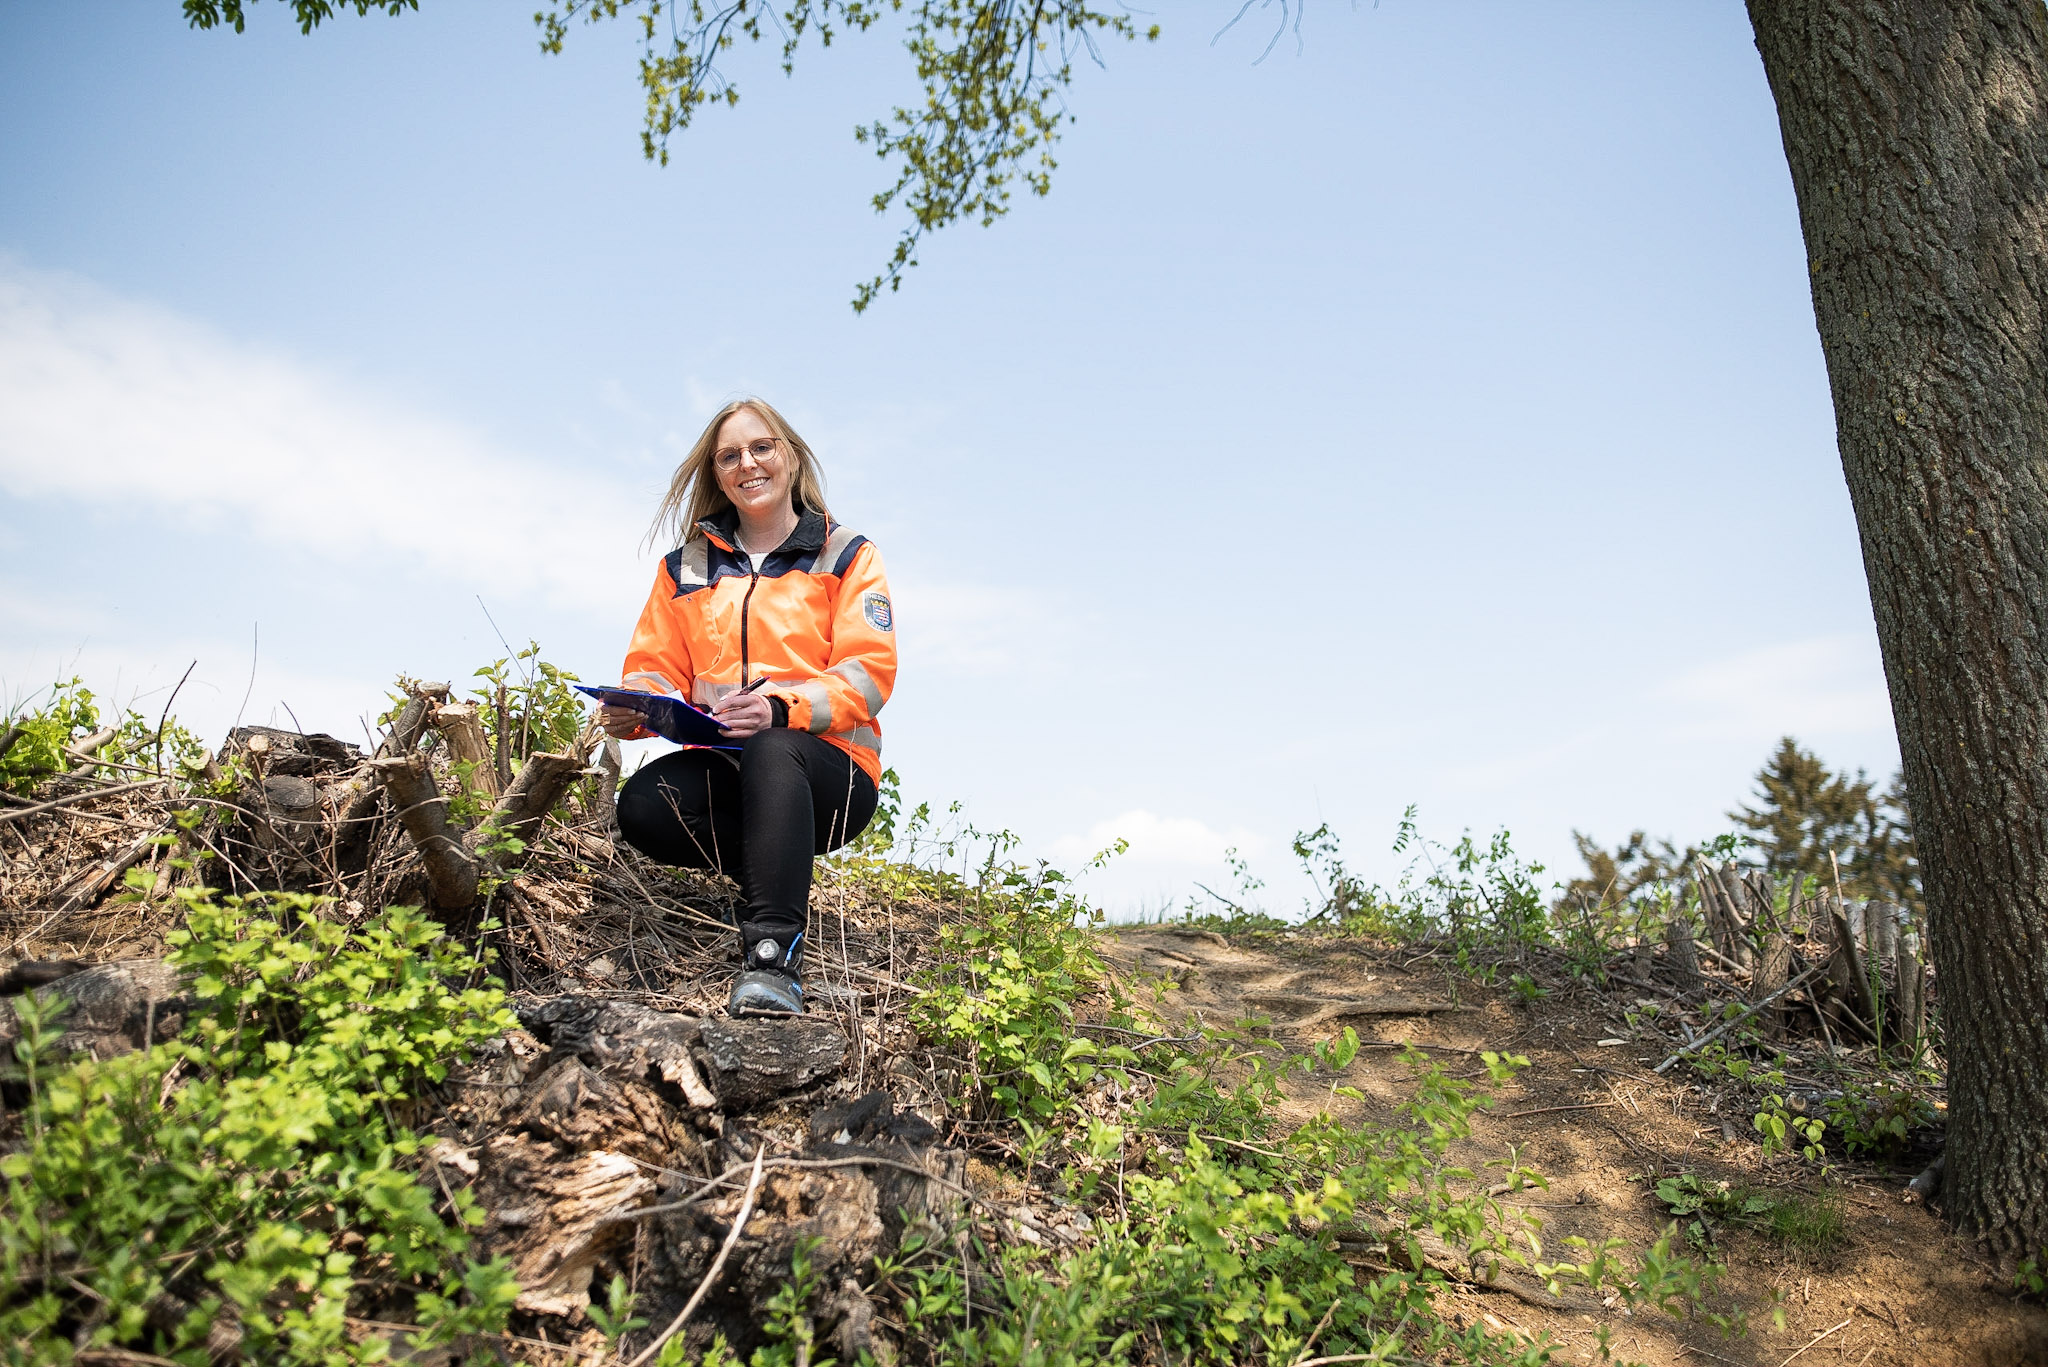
top-left (1654, 1172), bottom-right (1844, 1264)
top-left (1824, 1082), bottom-right (1938, 1159)
top-left (1755, 1093), bottom-right (1829, 1166)
top-left (1508, 971), bottom-right (1550, 1006)
top-left (1656, 1173), bottom-right (1772, 1247)
top-left (3, 676), bottom-right (105, 793)
top-left (589, 1273), bottom-right (650, 1352)
top-left (2017, 1249), bottom-right (2048, 1299)
top-left (1766, 1189), bottom-right (1846, 1263)
top-left (473, 640), bottom-right (585, 763)
top-left (0, 889), bottom-right (520, 1364)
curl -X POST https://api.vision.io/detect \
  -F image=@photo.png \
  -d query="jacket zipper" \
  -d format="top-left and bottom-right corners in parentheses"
top-left (739, 567), bottom-right (759, 685)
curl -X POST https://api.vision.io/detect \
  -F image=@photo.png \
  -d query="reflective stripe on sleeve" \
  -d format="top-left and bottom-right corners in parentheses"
top-left (827, 660), bottom-right (886, 715)
top-left (846, 725), bottom-right (881, 753)
top-left (663, 539), bottom-right (712, 597)
top-left (812, 525), bottom-right (869, 578)
top-left (624, 670), bottom-right (678, 695)
top-left (795, 680), bottom-right (835, 734)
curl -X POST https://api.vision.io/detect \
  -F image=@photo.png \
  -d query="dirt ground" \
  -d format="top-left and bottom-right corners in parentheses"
top-left (1102, 926), bottom-right (2048, 1367)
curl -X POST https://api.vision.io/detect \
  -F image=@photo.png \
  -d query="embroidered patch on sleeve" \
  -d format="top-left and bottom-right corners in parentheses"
top-left (862, 592), bottom-right (894, 632)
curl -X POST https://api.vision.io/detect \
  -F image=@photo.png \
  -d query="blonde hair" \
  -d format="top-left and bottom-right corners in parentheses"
top-left (647, 398), bottom-right (830, 550)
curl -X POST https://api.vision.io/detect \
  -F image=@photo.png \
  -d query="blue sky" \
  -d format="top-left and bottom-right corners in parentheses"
top-left (0, 2), bottom-right (1896, 915)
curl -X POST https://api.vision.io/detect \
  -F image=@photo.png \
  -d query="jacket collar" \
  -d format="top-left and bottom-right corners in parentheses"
top-left (698, 505), bottom-right (828, 556)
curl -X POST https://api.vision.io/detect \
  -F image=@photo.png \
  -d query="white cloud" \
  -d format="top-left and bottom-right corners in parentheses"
top-left (1657, 634), bottom-right (1893, 740)
top-left (0, 258), bottom-right (641, 605)
top-left (1050, 808), bottom-right (1269, 867)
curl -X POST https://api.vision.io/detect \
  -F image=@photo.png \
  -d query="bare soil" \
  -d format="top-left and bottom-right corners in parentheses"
top-left (1104, 925), bottom-right (2048, 1367)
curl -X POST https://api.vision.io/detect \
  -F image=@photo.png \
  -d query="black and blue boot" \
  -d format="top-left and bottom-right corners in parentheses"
top-left (728, 932), bottom-right (805, 1016)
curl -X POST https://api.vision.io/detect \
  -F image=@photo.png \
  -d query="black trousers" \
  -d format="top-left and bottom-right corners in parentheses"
top-left (615, 728), bottom-right (877, 952)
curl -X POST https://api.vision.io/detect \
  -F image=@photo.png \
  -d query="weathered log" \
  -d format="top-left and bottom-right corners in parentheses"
top-left (225, 726), bottom-right (361, 777)
top-left (431, 701), bottom-right (500, 798)
top-left (0, 957), bottom-right (186, 1061)
top-left (479, 1134), bottom-right (658, 1315)
top-left (699, 1017), bottom-right (848, 1108)
top-left (517, 995), bottom-right (721, 1111)
top-left (0, 724), bottom-right (23, 762)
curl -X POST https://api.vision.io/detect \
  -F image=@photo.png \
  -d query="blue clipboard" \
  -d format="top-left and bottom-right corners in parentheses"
top-left (575, 685), bottom-right (743, 750)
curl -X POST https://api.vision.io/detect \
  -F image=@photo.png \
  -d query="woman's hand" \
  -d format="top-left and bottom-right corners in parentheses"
top-left (712, 690), bottom-right (773, 738)
top-left (596, 704), bottom-right (646, 740)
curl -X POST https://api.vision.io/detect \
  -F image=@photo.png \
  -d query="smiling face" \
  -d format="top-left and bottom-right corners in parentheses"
top-left (710, 405), bottom-right (794, 524)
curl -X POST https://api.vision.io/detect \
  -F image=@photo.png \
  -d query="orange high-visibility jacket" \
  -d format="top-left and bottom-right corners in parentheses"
top-left (620, 507), bottom-right (895, 786)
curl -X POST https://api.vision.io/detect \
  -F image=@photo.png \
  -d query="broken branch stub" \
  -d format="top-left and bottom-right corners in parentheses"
top-left (368, 683), bottom-right (598, 910)
top-left (369, 752), bottom-right (479, 910)
top-left (431, 701), bottom-right (500, 799)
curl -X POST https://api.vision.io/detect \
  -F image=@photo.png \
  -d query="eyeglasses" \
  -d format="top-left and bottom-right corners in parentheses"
top-left (713, 437), bottom-right (783, 471)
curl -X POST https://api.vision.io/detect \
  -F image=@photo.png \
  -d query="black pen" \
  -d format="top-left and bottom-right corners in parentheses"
top-left (713, 675), bottom-right (773, 714)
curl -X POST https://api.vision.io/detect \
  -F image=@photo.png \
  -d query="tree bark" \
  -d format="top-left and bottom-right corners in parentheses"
top-left (1749, 0), bottom-right (2048, 1257)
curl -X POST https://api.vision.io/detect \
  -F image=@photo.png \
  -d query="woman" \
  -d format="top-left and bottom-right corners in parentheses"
top-left (600, 398), bottom-right (894, 1015)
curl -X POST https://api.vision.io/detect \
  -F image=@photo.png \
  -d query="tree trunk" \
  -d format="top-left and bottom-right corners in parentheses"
top-left (1749, 0), bottom-right (2048, 1258)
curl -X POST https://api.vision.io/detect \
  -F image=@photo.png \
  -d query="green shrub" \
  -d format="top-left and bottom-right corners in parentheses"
top-left (472, 642), bottom-right (586, 764)
top-left (910, 835), bottom-right (1137, 1121)
top-left (0, 890), bottom-right (519, 1365)
top-left (1824, 1082), bottom-right (1938, 1160)
top-left (867, 1044), bottom-right (1721, 1367)
top-left (2, 676), bottom-right (207, 794)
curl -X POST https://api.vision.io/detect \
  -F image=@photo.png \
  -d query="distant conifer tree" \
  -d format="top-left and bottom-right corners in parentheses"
top-left (1730, 737), bottom-right (1919, 913)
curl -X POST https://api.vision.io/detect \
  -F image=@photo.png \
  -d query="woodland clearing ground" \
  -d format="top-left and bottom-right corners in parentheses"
top-left (1, 670), bottom-right (2042, 1365)
top-left (1103, 927), bottom-right (2048, 1367)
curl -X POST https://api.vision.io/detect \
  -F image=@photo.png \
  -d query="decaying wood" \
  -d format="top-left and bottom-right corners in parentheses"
top-left (0, 957), bottom-right (186, 1060)
top-left (0, 724), bottom-right (22, 762)
top-left (698, 1016), bottom-right (848, 1107)
top-left (0, 778), bottom-right (167, 828)
top-left (624, 1147), bottom-right (767, 1367)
